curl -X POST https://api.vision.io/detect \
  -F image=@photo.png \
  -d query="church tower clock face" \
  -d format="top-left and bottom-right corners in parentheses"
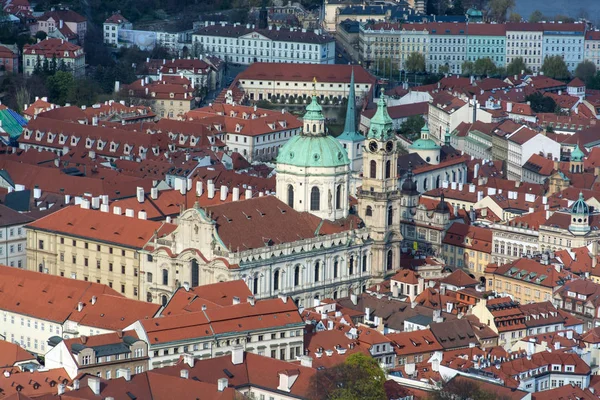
top-left (385, 141), bottom-right (394, 153)
top-left (369, 140), bottom-right (378, 152)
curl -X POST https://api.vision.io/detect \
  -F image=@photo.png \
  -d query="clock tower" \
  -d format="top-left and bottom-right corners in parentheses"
top-left (358, 89), bottom-right (402, 278)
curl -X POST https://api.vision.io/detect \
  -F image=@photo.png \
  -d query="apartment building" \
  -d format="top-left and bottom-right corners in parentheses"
top-left (103, 13), bottom-right (132, 46)
top-left (466, 23), bottom-right (506, 67)
top-left (31, 8), bottom-right (87, 44)
top-left (0, 45), bottom-right (18, 73)
top-left (45, 330), bottom-right (149, 379)
top-left (0, 266), bottom-right (159, 356)
top-left (124, 76), bottom-right (195, 119)
top-left (192, 22), bottom-right (335, 65)
top-left (23, 38), bottom-right (85, 77)
top-left (506, 126), bottom-right (560, 181)
top-left (542, 23), bottom-right (586, 72)
top-left (472, 297), bottom-right (527, 348)
top-left (553, 279), bottom-right (600, 330)
top-left (158, 58), bottom-right (224, 91)
top-left (442, 223), bottom-right (492, 277)
top-left (584, 30), bottom-right (600, 68)
top-left (25, 205), bottom-right (176, 300)
top-left (0, 204), bottom-right (34, 269)
top-left (490, 211), bottom-right (542, 266)
top-left (386, 329), bottom-right (442, 366)
top-left (505, 23), bottom-right (544, 72)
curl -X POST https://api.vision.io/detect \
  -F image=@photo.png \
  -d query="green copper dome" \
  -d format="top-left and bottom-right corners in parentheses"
top-left (409, 123), bottom-right (440, 150)
top-left (303, 95), bottom-right (325, 121)
top-left (571, 144), bottom-right (585, 162)
top-left (367, 89), bottom-right (394, 141)
top-left (571, 192), bottom-right (589, 215)
top-left (277, 134), bottom-right (350, 168)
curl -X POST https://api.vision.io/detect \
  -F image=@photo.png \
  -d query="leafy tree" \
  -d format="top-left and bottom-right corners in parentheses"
top-left (529, 10), bottom-right (544, 22)
top-left (554, 14), bottom-right (575, 23)
top-left (508, 12), bottom-right (521, 22)
top-left (429, 376), bottom-right (514, 400)
top-left (486, 0), bottom-right (515, 23)
top-left (399, 115), bottom-right (425, 137)
top-left (506, 57), bottom-right (531, 76)
top-left (404, 52), bottom-right (426, 73)
top-left (426, 0), bottom-right (448, 15)
top-left (474, 57), bottom-right (497, 76)
top-left (575, 60), bottom-right (597, 85)
top-left (525, 92), bottom-right (557, 113)
top-left (67, 78), bottom-right (101, 106)
top-left (461, 60), bottom-right (474, 76)
top-left (448, 0), bottom-right (465, 15)
top-left (35, 31), bottom-right (47, 41)
top-left (439, 64), bottom-right (450, 75)
top-left (307, 353), bottom-right (386, 400)
top-left (46, 71), bottom-right (75, 104)
top-left (541, 55), bottom-right (570, 80)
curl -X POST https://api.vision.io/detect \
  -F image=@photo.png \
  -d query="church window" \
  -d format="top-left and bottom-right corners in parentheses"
top-left (146, 292), bottom-right (152, 302)
top-left (253, 273), bottom-right (259, 294)
top-left (273, 269), bottom-right (280, 291)
top-left (349, 256), bottom-right (354, 275)
top-left (336, 185), bottom-right (342, 209)
top-left (423, 178), bottom-right (428, 191)
top-left (436, 175), bottom-right (440, 188)
top-left (366, 206), bottom-right (373, 217)
top-left (388, 206), bottom-right (393, 226)
top-left (386, 249), bottom-right (393, 271)
top-left (362, 253), bottom-right (368, 272)
top-left (314, 261), bottom-right (320, 282)
top-left (162, 269), bottom-right (169, 285)
top-left (310, 187), bottom-right (320, 211)
top-left (370, 160), bottom-right (377, 178)
top-left (334, 259), bottom-right (339, 278)
top-left (287, 184), bottom-right (294, 208)
top-left (294, 265), bottom-right (300, 286)
top-left (385, 160), bottom-right (391, 179)
top-left (312, 124), bottom-right (316, 133)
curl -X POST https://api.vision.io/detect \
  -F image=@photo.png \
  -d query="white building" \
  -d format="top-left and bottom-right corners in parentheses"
top-left (542, 22), bottom-right (585, 72)
top-left (506, 23), bottom-right (544, 73)
top-left (506, 126), bottom-right (560, 181)
top-left (192, 22), bottom-right (335, 65)
top-left (427, 22), bottom-right (467, 74)
top-left (0, 204), bottom-right (33, 269)
top-left (103, 13), bottom-right (132, 46)
top-left (584, 30), bottom-right (600, 68)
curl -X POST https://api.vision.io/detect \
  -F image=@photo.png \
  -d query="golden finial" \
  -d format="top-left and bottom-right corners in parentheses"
top-left (312, 77), bottom-right (317, 96)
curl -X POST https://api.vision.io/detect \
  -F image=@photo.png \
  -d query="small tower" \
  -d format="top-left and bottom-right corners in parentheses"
top-left (570, 144), bottom-right (584, 173)
top-left (569, 192), bottom-right (590, 235)
top-left (400, 163), bottom-right (419, 222)
top-left (434, 192), bottom-right (451, 228)
top-left (409, 123), bottom-right (441, 165)
top-left (337, 69), bottom-right (365, 195)
top-left (444, 125), bottom-right (451, 147)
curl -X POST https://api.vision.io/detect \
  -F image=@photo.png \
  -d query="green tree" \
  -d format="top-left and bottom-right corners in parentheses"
top-left (508, 12), bottom-right (522, 22)
top-left (541, 55), bottom-right (570, 80)
top-left (506, 57), bottom-right (531, 76)
top-left (404, 52), bottom-right (426, 73)
top-left (575, 60), bottom-right (597, 85)
top-left (35, 31), bottom-right (47, 41)
top-left (399, 115), bottom-right (425, 137)
top-left (487, 0), bottom-right (515, 22)
top-left (448, 0), bottom-right (465, 15)
top-left (307, 353), bottom-right (386, 400)
top-left (429, 376), bottom-right (514, 400)
top-left (525, 92), bottom-right (557, 113)
top-left (529, 9), bottom-right (544, 22)
top-left (554, 14), bottom-right (575, 23)
top-left (461, 60), bottom-right (474, 76)
top-left (439, 64), bottom-right (450, 75)
top-left (46, 71), bottom-right (75, 104)
top-left (474, 57), bottom-right (497, 76)
top-left (67, 78), bottom-right (100, 106)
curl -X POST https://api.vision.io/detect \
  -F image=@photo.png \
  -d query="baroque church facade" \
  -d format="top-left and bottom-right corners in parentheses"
top-left (140, 77), bottom-right (448, 308)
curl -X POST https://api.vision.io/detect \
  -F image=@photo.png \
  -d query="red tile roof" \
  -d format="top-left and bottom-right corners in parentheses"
top-left (0, 341), bottom-right (36, 368)
top-left (236, 62), bottom-right (375, 84)
top-left (386, 329), bottom-right (443, 356)
top-left (491, 258), bottom-right (571, 288)
top-left (104, 13), bottom-right (129, 24)
top-left (507, 126), bottom-right (538, 144)
top-left (23, 38), bottom-right (83, 58)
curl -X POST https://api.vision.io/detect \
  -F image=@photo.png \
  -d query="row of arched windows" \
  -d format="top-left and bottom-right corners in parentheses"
top-left (369, 160), bottom-right (392, 179)
top-left (287, 184), bottom-right (344, 211)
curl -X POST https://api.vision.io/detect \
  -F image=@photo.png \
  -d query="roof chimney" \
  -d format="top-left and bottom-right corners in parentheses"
top-left (232, 187), bottom-right (240, 201)
top-left (231, 345), bottom-right (244, 365)
top-left (125, 209), bottom-right (134, 217)
top-left (245, 186), bottom-right (252, 199)
top-left (196, 181), bottom-right (203, 197)
top-left (77, 301), bottom-right (84, 312)
top-left (247, 296), bottom-right (255, 306)
top-left (220, 185), bottom-right (228, 201)
top-left (151, 187), bottom-right (158, 200)
top-left (33, 186), bottom-right (42, 200)
top-left (113, 206), bottom-right (122, 215)
top-left (217, 378), bottom-right (228, 392)
top-left (117, 368), bottom-right (131, 381)
top-left (88, 377), bottom-right (100, 395)
top-left (91, 296), bottom-right (97, 305)
top-left (180, 369), bottom-right (189, 379)
top-left (183, 353), bottom-right (194, 367)
top-left (136, 186), bottom-right (144, 203)
top-left (58, 384), bottom-right (66, 395)
top-left (207, 180), bottom-right (215, 199)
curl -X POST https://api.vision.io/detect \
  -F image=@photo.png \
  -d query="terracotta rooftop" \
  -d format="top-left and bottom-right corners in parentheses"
top-left (236, 62), bottom-right (375, 84)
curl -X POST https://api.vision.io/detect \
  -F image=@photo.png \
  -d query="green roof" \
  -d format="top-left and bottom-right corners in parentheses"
top-left (367, 89), bottom-right (394, 141)
top-left (277, 134), bottom-right (350, 168)
top-left (409, 138), bottom-right (440, 150)
top-left (571, 144), bottom-right (584, 162)
top-left (303, 95), bottom-right (325, 121)
top-left (0, 109), bottom-right (26, 139)
top-left (338, 69), bottom-right (365, 143)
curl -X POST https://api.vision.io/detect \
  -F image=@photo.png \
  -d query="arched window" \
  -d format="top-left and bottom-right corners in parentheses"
top-left (386, 249), bottom-right (393, 271)
top-left (370, 160), bottom-right (377, 178)
top-left (436, 175), bottom-right (440, 188)
top-left (146, 292), bottom-right (153, 303)
top-left (387, 206), bottom-right (393, 226)
top-left (366, 206), bottom-right (373, 216)
top-left (334, 259), bottom-right (339, 278)
top-left (253, 274), bottom-right (259, 295)
top-left (349, 256), bottom-right (354, 275)
top-left (385, 160), bottom-right (391, 179)
top-left (314, 261), bottom-right (320, 282)
top-left (294, 265), bottom-right (300, 286)
top-left (191, 259), bottom-right (199, 287)
top-left (147, 272), bottom-right (153, 283)
top-left (423, 178), bottom-right (428, 191)
top-left (362, 253), bottom-right (368, 272)
top-left (310, 187), bottom-right (320, 211)
top-left (273, 269), bottom-right (280, 291)
top-left (162, 269), bottom-right (168, 286)
top-left (452, 170), bottom-right (456, 182)
top-left (336, 185), bottom-right (342, 210)
top-left (312, 124), bottom-right (316, 133)
top-left (287, 184), bottom-right (294, 208)
top-left (161, 295), bottom-right (168, 306)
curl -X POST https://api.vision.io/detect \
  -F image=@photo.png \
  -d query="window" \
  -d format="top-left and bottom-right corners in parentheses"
top-left (273, 269), bottom-right (280, 291)
top-left (387, 206), bottom-right (393, 226)
top-left (162, 269), bottom-right (169, 285)
top-left (294, 265), bottom-right (300, 286)
top-left (121, 265), bottom-right (126, 274)
top-left (366, 206), bottom-right (372, 216)
top-left (147, 272), bottom-right (153, 283)
top-left (336, 184), bottom-right (342, 210)
top-left (370, 160), bottom-right (377, 178)
top-left (385, 160), bottom-right (391, 179)
top-left (314, 261), bottom-right (320, 282)
top-left (386, 249), bottom-right (393, 271)
top-left (109, 263), bottom-right (113, 272)
top-left (287, 184), bottom-right (294, 208)
top-left (310, 187), bottom-right (320, 211)
top-left (38, 240), bottom-right (44, 250)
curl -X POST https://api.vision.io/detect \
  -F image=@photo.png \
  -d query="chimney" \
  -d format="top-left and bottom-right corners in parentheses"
top-left (125, 209), bottom-right (135, 217)
top-left (91, 197), bottom-right (100, 209)
top-left (300, 356), bottom-right (313, 367)
top-left (151, 187), bottom-right (158, 200)
top-left (207, 180), bottom-right (215, 199)
top-left (91, 296), bottom-right (97, 305)
top-left (117, 368), bottom-right (131, 381)
top-left (278, 293), bottom-right (287, 303)
top-left (58, 384), bottom-right (66, 395)
top-left (245, 186), bottom-right (252, 199)
top-left (183, 281), bottom-right (190, 291)
top-left (138, 211), bottom-right (147, 220)
top-left (136, 187), bottom-right (144, 203)
top-left (220, 185), bottom-right (229, 201)
top-left (350, 292), bottom-right (357, 305)
top-left (187, 178), bottom-right (192, 191)
top-left (231, 345), bottom-right (244, 365)
top-left (233, 296), bottom-right (240, 305)
top-left (88, 377), bottom-right (100, 395)
top-left (33, 186), bottom-right (42, 200)
top-left (217, 378), bottom-right (228, 392)
top-left (77, 301), bottom-right (84, 312)
top-left (65, 194), bottom-right (71, 204)
top-left (247, 296), bottom-right (255, 306)
top-left (232, 187), bottom-right (240, 201)
top-left (196, 181), bottom-right (203, 197)
top-left (113, 206), bottom-right (122, 215)
top-left (73, 379), bottom-right (80, 390)
top-left (180, 369), bottom-right (189, 379)
top-left (183, 353), bottom-right (194, 367)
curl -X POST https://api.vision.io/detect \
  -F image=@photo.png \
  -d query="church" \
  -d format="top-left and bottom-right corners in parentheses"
top-left (140, 75), bottom-right (447, 307)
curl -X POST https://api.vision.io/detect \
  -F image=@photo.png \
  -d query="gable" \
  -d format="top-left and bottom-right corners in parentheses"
top-left (239, 31), bottom-right (271, 41)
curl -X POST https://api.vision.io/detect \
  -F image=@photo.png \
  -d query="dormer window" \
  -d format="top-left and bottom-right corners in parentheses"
top-left (35, 131), bottom-right (43, 140)
top-left (168, 132), bottom-right (176, 140)
top-left (109, 141), bottom-right (118, 152)
top-left (85, 138), bottom-right (93, 148)
top-left (178, 134), bottom-right (188, 144)
top-left (279, 121), bottom-right (287, 128)
top-left (169, 93), bottom-right (174, 98)
top-left (47, 133), bottom-right (55, 142)
top-left (123, 144), bottom-right (131, 154)
top-left (235, 124), bottom-right (242, 133)
top-left (152, 146), bottom-right (160, 155)
top-left (97, 140), bottom-right (105, 150)
top-left (64, 51), bottom-right (69, 57)
top-left (70, 136), bottom-right (78, 146)
top-left (190, 136), bottom-right (197, 146)
top-left (59, 134), bottom-right (67, 144)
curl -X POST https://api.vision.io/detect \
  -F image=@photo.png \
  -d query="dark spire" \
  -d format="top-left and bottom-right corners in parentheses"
top-left (341, 68), bottom-right (356, 135)
top-left (258, 0), bottom-right (268, 29)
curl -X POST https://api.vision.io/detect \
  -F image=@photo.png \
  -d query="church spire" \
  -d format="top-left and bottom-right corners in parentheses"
top-left (341, 69), bottom-right (356, 136)
top-left (367, 88), bottom-right (394, 142)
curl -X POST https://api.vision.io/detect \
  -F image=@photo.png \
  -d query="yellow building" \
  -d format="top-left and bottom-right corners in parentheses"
top-left (484, 256), bottom-right (571, 304)
top-left (442, 223), bottom-right (492, 279)
top-left (26, 204), bottom-right (175, 300)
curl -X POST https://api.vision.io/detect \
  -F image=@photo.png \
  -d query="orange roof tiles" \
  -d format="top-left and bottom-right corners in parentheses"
top-left (23, 38), bottom-right (83, 58)
top-left (386, 329), bottom-right (443, 356)
top-left (0, 341), bottom-right (36, 367)
top-left (237, 62), bottom-right (375, 84)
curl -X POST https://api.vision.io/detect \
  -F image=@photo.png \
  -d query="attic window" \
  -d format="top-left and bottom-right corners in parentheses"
top-left (59, 134), bottom-right (67, 144)
top-left (170, 93), bottom-right (174, 98)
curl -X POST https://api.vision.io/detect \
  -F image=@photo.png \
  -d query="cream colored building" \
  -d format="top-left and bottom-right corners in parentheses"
top-left (26, 203), bottom-right (175, 301)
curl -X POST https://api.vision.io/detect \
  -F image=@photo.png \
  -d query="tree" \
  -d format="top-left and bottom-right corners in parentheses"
top-left (404, 52), bottom-right (426, 73)
top-left (541, 55), bottom-right (570, 80)
top-left (473, 57), bottom-right (497, 76)
top-left (575, 60), bottom-right (597, 85)
top-left (529, 9), bottom-right (544, 22)
top-left (46, 71), bottom-right (75, 104)
top-left (429, 376), bottom-right (514, 400)
top-left (461, 60), bottom-right (474, 76)
top-left (554, 14), bottom-right (575, 23)
top-left (439, 64), bottom-right (450, 75)
top-left (526, 92), bottom-right (557, 113)
top-left (508, 12), bottom-right (522, 22)
top-left (35, 31), bottom-right (47, 41)
top-left (506, 57), bottom-right (531, 76)
top-left (486, 0), bottom-right (515, 22)
top-left (307, 353), bottom-right (386, 400)
top-left (448, 0), bottom-right (465, 15)
top-left (399, 115), bottom-right (425, 137)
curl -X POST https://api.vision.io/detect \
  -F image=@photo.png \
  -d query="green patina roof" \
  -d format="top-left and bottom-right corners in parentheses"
top-left (409, 123), bottom-right (440, 150)
top-left (303, 95), bottom-right (325, 121)
top-left (338, 69), bottom-right (365, 143)
top-left (571, 144), bottom-right (585, 162)
top-left (367, 89), bottom-right (394, 141)
top-left (467, 8), bottom-right (483, 16)
top-left (277, 134), bottom-right (350, 168)
top-left (571, 192), bottom-right (589, 215)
